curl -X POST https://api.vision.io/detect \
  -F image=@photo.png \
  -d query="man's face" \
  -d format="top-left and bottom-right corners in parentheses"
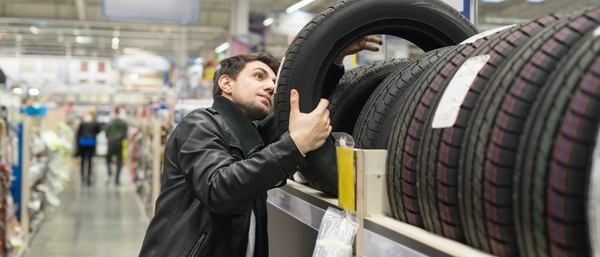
top-left (222, 60), bottom-right (276, 120)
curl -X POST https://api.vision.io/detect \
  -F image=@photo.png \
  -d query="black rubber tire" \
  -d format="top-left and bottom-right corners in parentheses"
top-left (514, 8), bottom-right (600, 257)
top-left (273, 0), bottom-right (476, 197)
top-left (461, 8), bottom-right (600, 257)
top-left (275, 0), bottom-right (477, 132)
top-left (301, 140), bottom-right (338, 196)
top-left (415, 13), bottom-right (567, 248)
top-left (386, 38), bottom-right (491, 228)
top-left (353, 47), bottom-right (450, 223)
top-left (329, 58), bottom-right (409, 134)
top-left (354, 48), bottom-right (450, 149)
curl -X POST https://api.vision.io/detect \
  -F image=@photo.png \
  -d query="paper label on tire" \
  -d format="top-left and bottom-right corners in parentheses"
top-left (432, 54), bottom-right (490, 128)
top-left (275, 56), bottom-right (285, 92)
top-left (588, 127), bottom-right (600, 256)
top-left (460, 25), bottom-right (515, 45)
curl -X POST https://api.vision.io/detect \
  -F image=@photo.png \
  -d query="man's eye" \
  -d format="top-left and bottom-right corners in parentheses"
top-left (254, 73), bottom-right (263, 79)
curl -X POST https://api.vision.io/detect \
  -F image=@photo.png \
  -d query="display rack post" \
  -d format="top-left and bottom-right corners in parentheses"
top-left (19, 116), bottom-right (31, 240)
top-left (150, 119), bottom-right (161, 215)
top-left (355, 149), bottom-right (388, 256)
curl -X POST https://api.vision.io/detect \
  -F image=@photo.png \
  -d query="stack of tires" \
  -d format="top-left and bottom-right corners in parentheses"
top-left (274, 0), bottom-right (600, 256)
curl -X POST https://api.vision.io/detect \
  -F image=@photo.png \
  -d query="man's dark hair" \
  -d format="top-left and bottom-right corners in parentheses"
top-left (212, 52), bottom-right (279, 97)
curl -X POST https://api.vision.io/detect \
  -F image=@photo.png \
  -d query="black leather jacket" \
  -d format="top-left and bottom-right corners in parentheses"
top-left (139, 64), bottom-right (344, 257)
top-left (138, 96), bottom-right (307, 257)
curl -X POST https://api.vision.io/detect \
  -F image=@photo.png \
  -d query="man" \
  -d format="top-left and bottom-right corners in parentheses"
top-left (103, 107), bottom-right (128, 185)
top-left (139, 37), bottom-right (381, 257)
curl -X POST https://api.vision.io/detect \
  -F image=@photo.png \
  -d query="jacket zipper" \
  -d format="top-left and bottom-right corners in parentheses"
top-left (188, 232), bottom-right (207, 257)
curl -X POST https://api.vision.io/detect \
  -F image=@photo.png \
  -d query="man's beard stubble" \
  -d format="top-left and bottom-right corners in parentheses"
top-left (239, 100), bottom-right (270, 121)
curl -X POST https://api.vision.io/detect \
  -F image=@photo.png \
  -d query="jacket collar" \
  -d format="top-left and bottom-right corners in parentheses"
top-left (212, 95), bottom-right (264, 156)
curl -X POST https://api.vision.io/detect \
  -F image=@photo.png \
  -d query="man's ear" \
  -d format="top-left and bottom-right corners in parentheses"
top-left (218, 74), bottom-right (233, 95)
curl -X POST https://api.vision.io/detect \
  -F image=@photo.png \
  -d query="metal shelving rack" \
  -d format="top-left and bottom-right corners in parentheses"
top-left (267, 149), bottom-right (493, 257)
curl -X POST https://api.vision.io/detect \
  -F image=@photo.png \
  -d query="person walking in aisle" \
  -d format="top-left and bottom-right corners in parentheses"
top-left (104, 107), bottom-right (128, 186)
top-left (138, 37), bottom-right (381, 257)
top-left (76, 112), bottom-right (101, 186)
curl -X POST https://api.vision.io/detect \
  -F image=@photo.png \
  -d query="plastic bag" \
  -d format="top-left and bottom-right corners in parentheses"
top-left (312, 207), bottom-right (359, 257)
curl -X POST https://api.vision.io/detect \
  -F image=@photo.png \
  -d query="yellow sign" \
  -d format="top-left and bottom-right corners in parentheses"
top-left (336, 146), bottom-right (355, 211)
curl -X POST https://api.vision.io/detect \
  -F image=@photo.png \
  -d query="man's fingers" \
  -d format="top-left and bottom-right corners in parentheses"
top-left (290, 89), bottom-right (300, 116)
top-left (365, 35), bottom-right (383, 45)
top-left (363, 44), bottom-right (380, 52)
top-left (314, 98), bottom-right (329, 113)
top-left (323, 109), bottom-right (330, 120)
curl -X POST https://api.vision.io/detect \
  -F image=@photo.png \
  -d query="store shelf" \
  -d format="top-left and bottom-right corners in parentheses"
top-left (363, 216), bottom-right (492, 257)
top-left (267, 180), bottom-right (339, 230)
top-left (267, 149), bottom-right (493, 257)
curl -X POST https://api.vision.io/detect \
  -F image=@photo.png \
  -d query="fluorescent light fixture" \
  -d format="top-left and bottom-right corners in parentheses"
top-left (129, 73), bottom-right (139, 80)
top-left (286, 0), bottom-right (315, 14)
top-left (112, 43), bottom-right (119, 50)
top-left (28, 88), bottom-right (40, 96)
top-left (215, 42), bottom-right (229, 53)
top-left (75, 36), bottom-right (92, 44)
top-left (112, 37), bottom-right (120, 44)
top-left (29, 26), bottom-right (39, 34)
top-left (11, 87), bottom-right (23, 95)
top-left (263, 18), bottom-right (274, 26)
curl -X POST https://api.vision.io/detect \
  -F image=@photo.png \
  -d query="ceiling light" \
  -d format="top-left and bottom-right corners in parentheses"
top-left (73, 29), bottom-right (80, 36)
top-left (215, 42), bottom-right (229, 53)
top-left (75, 36), bottom-right (92, 44)
top-left (113, 30), bottom-right (120, 37)
top-left (263, 18), bottom-right (274, 26)
top-left (29, 26), bottom-right (39, 35)
top-left (112, 43), bottom-right (119, 50)
top-left (11, 87), bottom-right (23, 95)
top-left (112, 37), bottom-right (120, 44)
top-left (28, 88), bottom-right (40, 96)
top-left (286, 0), bottom-right (316, 14)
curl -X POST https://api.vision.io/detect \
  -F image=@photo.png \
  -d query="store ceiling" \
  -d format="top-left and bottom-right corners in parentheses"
top-left (0, 0), bottom-right (596, 60)
top-left (0, 0), bottom-right (335, 59)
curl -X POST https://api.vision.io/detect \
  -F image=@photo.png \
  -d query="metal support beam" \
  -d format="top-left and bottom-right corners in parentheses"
top-left (0, 17), bottom-right (226, 34)
top-left (228, 0), bottom-right (249, 55)
top-left (75, 0), bottom-right (86, 20)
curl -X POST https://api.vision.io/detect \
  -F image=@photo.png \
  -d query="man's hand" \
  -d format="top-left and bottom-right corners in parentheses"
top-left (335, 35), bottom-right (383, 65)
top-left (288, 89), bottom-right (332, 154)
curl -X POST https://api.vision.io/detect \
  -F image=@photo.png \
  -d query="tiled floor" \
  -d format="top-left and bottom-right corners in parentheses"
top-left (23, 157), bottom-right (148, 257)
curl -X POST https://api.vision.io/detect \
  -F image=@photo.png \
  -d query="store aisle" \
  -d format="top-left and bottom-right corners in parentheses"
top-left (23, 157), bottom-right (148, 257)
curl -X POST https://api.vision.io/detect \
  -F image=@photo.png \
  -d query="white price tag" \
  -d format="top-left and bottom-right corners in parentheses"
top-left (461, 25), bottom-right (515, 45)
top-left (432, 54), bottom-right (490, 128)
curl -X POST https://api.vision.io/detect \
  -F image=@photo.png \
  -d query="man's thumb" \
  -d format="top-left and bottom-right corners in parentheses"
top-left (290, 89), bottom-right (300, 115)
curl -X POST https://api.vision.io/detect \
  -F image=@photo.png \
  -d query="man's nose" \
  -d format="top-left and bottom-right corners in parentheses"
top-left (264, 81), bottom-right (275, 95)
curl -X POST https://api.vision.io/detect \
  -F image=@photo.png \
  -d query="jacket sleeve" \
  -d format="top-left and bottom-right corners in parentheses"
top-left (178, 116), bottom-right (307, 214)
